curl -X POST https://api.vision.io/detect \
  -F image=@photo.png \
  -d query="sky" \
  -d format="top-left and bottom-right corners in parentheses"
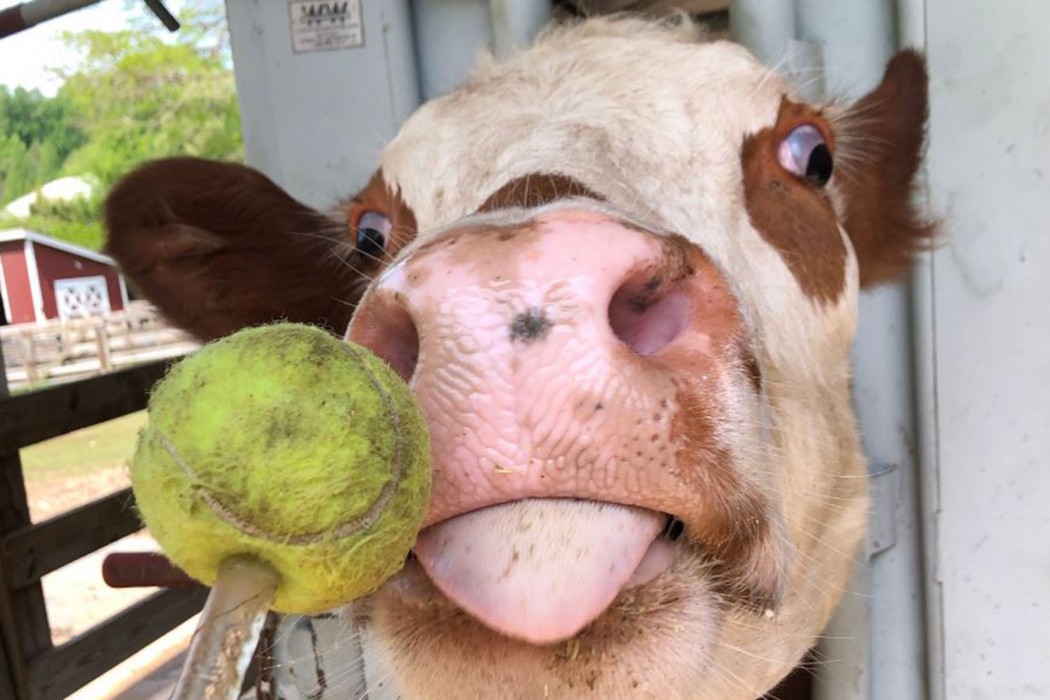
top-left (0, 0), bottom-right (170, 96)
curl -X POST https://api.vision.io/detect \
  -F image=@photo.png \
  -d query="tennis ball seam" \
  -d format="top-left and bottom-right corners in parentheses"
top-left (155, 341), bottom-right (408, 547)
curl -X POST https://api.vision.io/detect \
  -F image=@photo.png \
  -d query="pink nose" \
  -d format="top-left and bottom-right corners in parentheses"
top-left (348, 209), bottom-right (755, 643)
top-left (348, 209), bottom-right (745, 527)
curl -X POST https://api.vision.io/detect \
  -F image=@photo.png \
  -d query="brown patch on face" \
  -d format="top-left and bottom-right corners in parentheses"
top-left (647, 241), bottom-right (783, 607)
top-left (659, 233), bottom-right (696, 284)
top-left (837, 50), bottom-right (938, 287)
top-left (668, 381), bottom-right (781, 608)
top-left (741, 100), bottom-right (847, 303)
top-left (344, 170), bottom-right (419, 262)
top-left (477, 173), bottom-right (604, 213)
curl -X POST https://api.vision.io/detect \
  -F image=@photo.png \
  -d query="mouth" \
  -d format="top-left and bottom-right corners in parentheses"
top-left (409, 498), bottom-right (687, 645)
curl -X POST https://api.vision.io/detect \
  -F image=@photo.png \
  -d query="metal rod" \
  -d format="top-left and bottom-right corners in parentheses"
top-left (102, 551), bottom-right (199, 589)
top-left (0, 0), bottom-right (180, 40)
top-left (171, 557), bottom-right (278, 700)
top-left (0, 0), bottom-right (101, 39)
top-left (142, 0), bottom-right (178, 31)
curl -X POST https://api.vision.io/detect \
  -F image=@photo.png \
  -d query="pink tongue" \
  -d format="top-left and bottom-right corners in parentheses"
top-left (414, 499), bottom-right (667, 645)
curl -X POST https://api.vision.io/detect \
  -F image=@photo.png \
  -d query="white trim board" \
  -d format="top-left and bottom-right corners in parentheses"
top-left (117, 274), bottom-right (130, 306)
top-left (0, 228), bottom-right (117, 266)
top-left (0, 245), bottom-right (11, 324)
top-left (23, 239), bottom-right (45, 323)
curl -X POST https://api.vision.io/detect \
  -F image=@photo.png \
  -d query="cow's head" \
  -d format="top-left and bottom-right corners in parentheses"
top-left (105, 17), bottom-right (932, 699)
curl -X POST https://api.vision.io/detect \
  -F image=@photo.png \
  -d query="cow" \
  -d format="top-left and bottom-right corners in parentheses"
top-left (103, 16), bottom-right (933, 700)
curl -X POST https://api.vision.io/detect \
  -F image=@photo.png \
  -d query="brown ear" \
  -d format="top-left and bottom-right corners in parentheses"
top-left (104, 158), bottom-right (372, 341)
top-left (837, 50), bottom-right (937, 287)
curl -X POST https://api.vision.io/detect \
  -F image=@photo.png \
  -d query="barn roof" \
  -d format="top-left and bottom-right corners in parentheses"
top-left (0, 228), bottom-right (116, 266)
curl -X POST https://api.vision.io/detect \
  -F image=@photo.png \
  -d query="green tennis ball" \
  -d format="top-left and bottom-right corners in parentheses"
top-left (130, 323), bottom-right (430, 614)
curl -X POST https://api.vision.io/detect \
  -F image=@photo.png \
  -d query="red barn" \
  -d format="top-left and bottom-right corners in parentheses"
top-left (0, 228), bottom-right (129, 326)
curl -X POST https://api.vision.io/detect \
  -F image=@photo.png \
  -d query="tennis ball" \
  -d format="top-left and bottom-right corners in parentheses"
top-left (130, 323), bottom-right (430, 614)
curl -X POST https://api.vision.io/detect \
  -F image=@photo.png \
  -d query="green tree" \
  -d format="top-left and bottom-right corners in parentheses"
top-left (0, 0), bottom-right (242, 250)
top-left (57, 0), bottom-right (242, 188)
top-left (21, 196), bottom-right (104, 250)
top-left (0, 135), bottom-right (31, 203)
top-left (0, 87), bottom-right (86, 203)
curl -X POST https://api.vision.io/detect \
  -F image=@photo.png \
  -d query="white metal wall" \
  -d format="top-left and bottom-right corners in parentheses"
top-left (225, 0), bottom-right (420, 209)
top-left (224, 0), bottom-right (549, 207)
top-left (917, 0), bottom-right (1050, 696)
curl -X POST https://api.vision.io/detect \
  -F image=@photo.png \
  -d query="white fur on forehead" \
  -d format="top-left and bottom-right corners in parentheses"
top-left (379, 17), bottom-right (861, 379)
top-left (380, 18), bottom-right (786, 232)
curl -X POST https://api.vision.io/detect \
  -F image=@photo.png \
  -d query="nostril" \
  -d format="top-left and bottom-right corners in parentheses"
top-left (608, 274), bottom-right (691, 356)
top-left (351, 297), bottom-right (420, 383)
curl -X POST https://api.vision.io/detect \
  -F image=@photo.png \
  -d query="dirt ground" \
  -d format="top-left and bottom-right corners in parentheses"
top-left (28, 465), bottom-right (130, 522)
top-left (24, 464), bottom-right (197, 700)
top-left (27, 466), bottom-right (153, 645)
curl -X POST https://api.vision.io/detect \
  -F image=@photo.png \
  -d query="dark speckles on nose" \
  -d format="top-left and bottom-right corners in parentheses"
top-left (509, 308), bottom-right (552, 343)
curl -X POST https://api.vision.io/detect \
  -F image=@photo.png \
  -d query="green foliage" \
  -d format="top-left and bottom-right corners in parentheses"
top-left (5, 194), bottom-right (106, 251)
top-left (0, 88), bottom-right (85, 203)
top-left (0, 86), bottom-right (85, 157)
top-left (58, 4), bottom-right (243, 188)
top-left (0, 0), bottom-right (242, 250)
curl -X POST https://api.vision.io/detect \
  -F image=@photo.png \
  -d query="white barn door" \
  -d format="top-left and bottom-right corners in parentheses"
top-left (54, 276), bottom-right (111, 321)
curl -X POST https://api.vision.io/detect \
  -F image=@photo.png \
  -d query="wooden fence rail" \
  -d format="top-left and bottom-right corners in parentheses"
top-left (1, 301), bottom-right (199, 391)
top-left (0, 354), bottom-right (205, 699)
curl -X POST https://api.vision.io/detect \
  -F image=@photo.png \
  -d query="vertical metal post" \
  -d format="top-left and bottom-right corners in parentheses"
top-left (895, 4), bottom-right (941, 696)
top-left (410, 0), bottom-right (494, 100)
top-left (410, 0), bottom-right (550, 102)
top-left (729, 0), bottom-right (796, 65)
top-left (897, 0), bottom-right (942, 692)
top-left (488, 0), bottom-right (550, 57)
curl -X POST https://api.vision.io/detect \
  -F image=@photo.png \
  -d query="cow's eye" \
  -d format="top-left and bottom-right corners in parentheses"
top-left (777, 125), bottom-right (833, 186)
top-left (356, 211), bottom-right (392, 258)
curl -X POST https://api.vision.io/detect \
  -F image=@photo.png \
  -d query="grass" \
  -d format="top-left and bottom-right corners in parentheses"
top-left (20, 411), bottom-right (147, 484)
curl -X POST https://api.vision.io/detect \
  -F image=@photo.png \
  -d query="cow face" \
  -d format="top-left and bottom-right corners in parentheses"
top-left (105, 17), bottom-right (932, 700)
